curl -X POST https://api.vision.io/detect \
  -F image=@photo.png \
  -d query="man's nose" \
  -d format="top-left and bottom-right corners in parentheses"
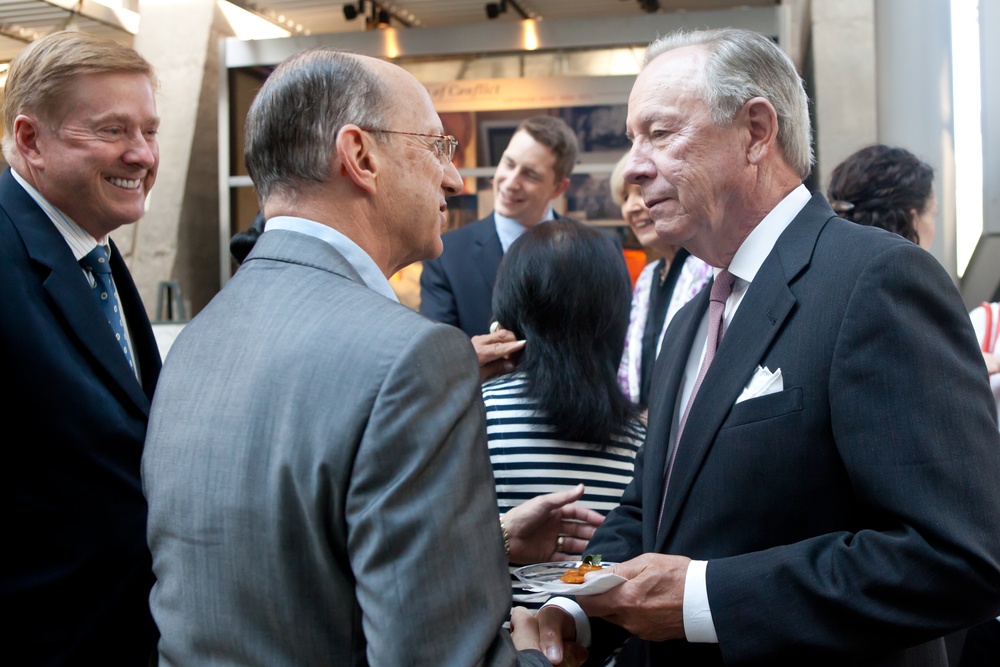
top-left (443, 161), bottom-right (462, 196)
top-left (123, 130), bottom-right (157, 169)
top-left (623, 143), bottom-right (654, 185)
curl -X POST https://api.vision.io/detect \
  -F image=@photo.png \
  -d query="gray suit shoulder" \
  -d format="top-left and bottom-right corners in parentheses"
top-left (516, 649), bottom-right (552, 666)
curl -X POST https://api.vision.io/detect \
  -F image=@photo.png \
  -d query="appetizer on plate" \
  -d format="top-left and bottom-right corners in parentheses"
top-left (559, 554), bottom-right (604, 584)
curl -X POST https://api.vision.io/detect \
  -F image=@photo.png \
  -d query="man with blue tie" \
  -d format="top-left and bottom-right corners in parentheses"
top-left (0, 31), bottom-right (162, 664)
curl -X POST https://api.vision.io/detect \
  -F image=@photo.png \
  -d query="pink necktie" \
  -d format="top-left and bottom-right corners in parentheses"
top-left (657, 269), bottom-right (735, 526)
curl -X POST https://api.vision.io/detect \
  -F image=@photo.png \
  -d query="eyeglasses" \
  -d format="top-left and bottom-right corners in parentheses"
top-left (361, 128), bottom-right (459, 163)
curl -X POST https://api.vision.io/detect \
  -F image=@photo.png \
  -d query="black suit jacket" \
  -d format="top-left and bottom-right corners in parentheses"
top-left (0, 168), bottom-right (160, 664)
top-left (419, 214), bottom-right (508, 337)
top-left (420, 212), bottom-right (620, 336)
top-left (588, 194), bottom-right (1000, 666)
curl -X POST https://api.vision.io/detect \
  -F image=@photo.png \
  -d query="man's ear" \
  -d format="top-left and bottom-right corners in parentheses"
top-left (551, 176), bottom-right (571, 199)
top-left (13, 115), bottom-right (45, 167)
top-left (336, 125), bottom-right (379, 196)
top-left (741, 97), bottom-right (779, 166)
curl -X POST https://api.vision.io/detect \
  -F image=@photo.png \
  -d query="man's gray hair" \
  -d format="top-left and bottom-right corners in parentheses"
top-left (644, 28), bottom-right (813, 179)
top-left (244, 48), bottom-right (388, 203)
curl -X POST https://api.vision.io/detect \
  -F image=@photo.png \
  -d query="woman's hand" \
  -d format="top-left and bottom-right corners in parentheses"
top-left (472, 326), bottom-right (525, 382)
top-left (502, 485), bottom-right (604, 564)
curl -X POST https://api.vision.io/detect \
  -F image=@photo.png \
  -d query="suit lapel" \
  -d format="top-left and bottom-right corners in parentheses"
top-left (642, 286), bottom-right (710, 551)
top-left (1, 170), bottom-right (152, 414)
top-left (471, 214), bottom-right (503, 293)
top-left (470, 213), bottom-right (570, 293)
top-left (653, 194), bottom-right (832, 550)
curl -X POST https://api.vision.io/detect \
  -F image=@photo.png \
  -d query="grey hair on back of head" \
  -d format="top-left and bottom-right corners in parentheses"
top-left (244, 48), bottom-right (388, 204)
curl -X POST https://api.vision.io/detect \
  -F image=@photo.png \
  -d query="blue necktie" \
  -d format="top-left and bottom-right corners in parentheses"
top-left (79, 245), bottom-right (136, 377)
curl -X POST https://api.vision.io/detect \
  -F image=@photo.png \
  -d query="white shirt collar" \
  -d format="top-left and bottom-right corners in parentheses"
top-left (263, 216), bottom-right (399, 303)
top-left (494, 207), bottom-right (555, 253)
top-left (11, 168), bottom-right (107, 261)
top-left (726, 184), bottom-right (811, 284)
top-left (676, 185), bottom-right (812, 448)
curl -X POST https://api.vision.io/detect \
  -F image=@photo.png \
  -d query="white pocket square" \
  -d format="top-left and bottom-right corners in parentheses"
top-left (736, 366), bottom-right (783, 404)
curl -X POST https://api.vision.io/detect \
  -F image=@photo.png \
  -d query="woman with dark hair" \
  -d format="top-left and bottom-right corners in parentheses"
top-left (827, 144), bottom-right (937, 249)
top-left (483, 218), bottom-right (645, 608)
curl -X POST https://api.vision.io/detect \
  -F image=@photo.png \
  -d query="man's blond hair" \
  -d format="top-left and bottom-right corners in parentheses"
top-left (2, 31), bottom-right (156, 160)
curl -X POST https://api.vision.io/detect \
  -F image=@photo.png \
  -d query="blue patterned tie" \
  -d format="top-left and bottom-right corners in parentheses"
top-left (79, 245), bottom-right (136, 377)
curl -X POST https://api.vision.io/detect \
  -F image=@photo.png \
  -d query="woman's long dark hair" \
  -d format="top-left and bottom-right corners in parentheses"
top-left (827, 144), bottom-right (934, 245)
top-left (492, 219), bottom-right (635, 445)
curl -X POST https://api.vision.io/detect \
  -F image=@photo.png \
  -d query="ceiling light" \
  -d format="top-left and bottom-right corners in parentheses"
top-left (343, 0), bottom-right (365, 21)
top-left (486, 0), bottom-right (529, 20)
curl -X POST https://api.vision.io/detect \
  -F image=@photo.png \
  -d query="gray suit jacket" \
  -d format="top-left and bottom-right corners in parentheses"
top-left (143, 229), bottom-right (548, 666)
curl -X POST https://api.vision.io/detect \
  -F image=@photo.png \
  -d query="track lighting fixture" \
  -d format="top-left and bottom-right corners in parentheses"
top-left (485, 0), bottom-right (529, 21)
top-left (343, 0), bottom-right (410, 29)
top-left (368, 8), bottom-right (391, 29)
top-left (343, 0), bottom-right (365, 21)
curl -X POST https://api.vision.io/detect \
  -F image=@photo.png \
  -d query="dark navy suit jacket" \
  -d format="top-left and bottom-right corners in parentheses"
top-left (419, 214), bottom-right (507, 337)
top-left (0, 168), bottom-right (160, 664)
top-left (420, 212), bottom-right (620, 337)
top-left (586, 194), bottom-right (1000, 666)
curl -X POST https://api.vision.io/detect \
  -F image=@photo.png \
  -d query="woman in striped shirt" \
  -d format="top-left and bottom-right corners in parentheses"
top-left (483, 218), bottom-right (646, 609)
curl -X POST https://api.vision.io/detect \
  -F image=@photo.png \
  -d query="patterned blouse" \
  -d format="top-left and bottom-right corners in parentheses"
top-left (618, 253), bottom-right (713, 404)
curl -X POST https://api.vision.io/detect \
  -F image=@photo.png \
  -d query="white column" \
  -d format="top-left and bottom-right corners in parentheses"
top-left (113, 0), bottom-right (229, 319)
top-left (874, 0), bottom-right (956, 275)
top-left (809, 0), bottom-right (878, 191)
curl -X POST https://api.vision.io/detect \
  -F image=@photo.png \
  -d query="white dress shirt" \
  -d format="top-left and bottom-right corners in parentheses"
top-left (679, 183), bottom-right (810, 642)
top-left (494, 207), bottom-right (556, 253)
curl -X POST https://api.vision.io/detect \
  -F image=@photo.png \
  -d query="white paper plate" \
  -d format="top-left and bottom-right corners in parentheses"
top-left (512, 561), bottom-right (626, 595)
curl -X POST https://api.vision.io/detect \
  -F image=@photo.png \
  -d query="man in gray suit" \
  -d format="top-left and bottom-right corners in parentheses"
top-left (142, 48), bottom-right (567, 665)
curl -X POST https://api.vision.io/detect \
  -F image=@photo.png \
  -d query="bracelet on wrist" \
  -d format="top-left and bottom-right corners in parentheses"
top-left (499, 516), bottom-right (511, 561)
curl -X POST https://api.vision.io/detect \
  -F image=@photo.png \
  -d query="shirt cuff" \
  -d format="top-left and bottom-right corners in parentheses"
top-left (682, 559), bottom-right (718, 643)
top-left (541, 597), bottom-right (591, 648)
